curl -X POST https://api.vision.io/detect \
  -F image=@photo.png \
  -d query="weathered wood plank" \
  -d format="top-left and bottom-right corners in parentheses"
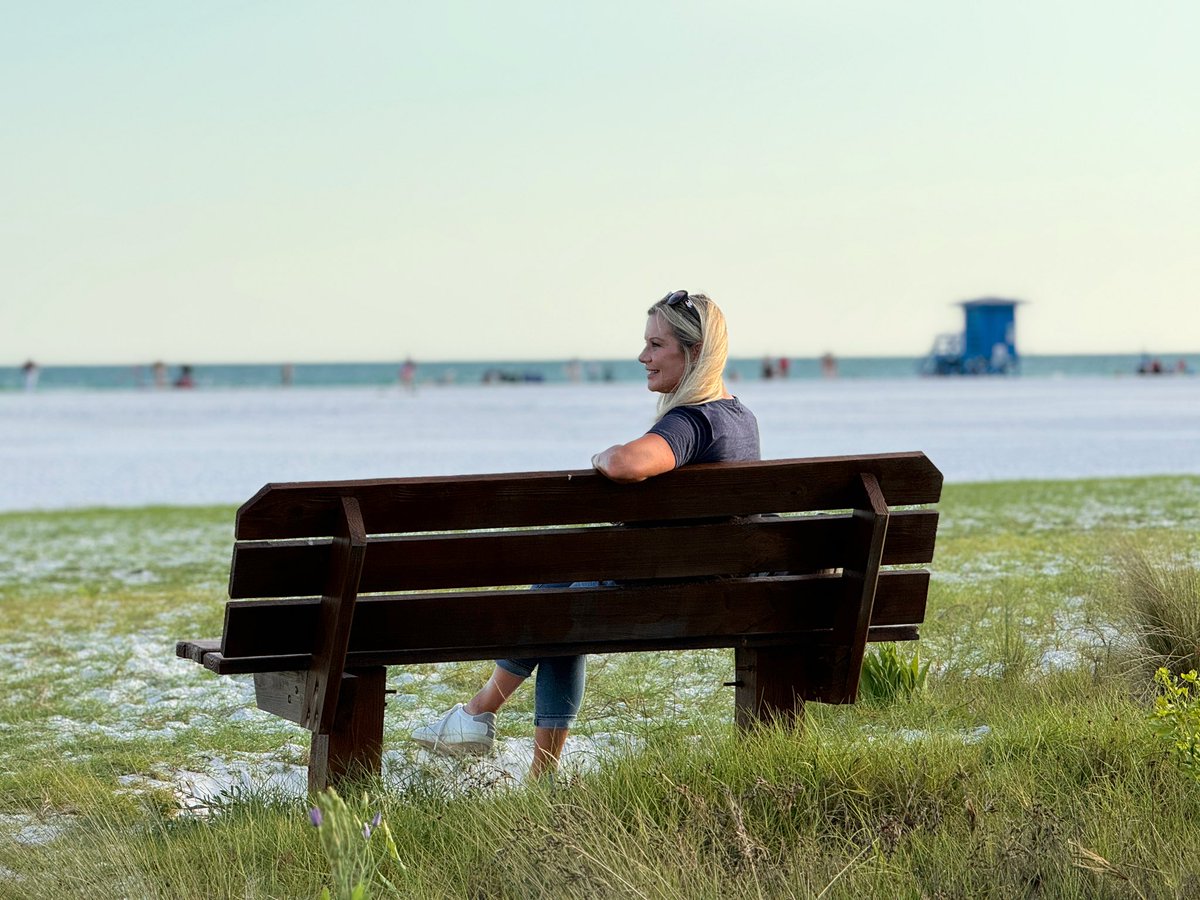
top-left (253, 671), bottom-right (307, 725)
top-left (235, 452), bottom-right (943, 539)
top-left (228, 509), bottom-right (939, 599)
top-left (176, 638), bottom-right (219, 663)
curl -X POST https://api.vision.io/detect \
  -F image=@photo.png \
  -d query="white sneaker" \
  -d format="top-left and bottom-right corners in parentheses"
top-left (411, 703), bottom-right (496, 756)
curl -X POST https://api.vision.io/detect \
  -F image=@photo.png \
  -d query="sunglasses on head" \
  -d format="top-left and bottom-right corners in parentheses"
top-left (662, 290), bottom-right (700, 319)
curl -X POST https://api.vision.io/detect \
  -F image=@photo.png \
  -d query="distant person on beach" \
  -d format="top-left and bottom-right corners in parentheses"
top-left (399, 357), bottom-right (417, 391)
top-left (281, 363), bottom-right (294, 387)
top-left (174, 365), bottom-right (195, 388)
top-left (411, 289), bottom-right (761, 778)
top-left (152, 361), bottom-right (168, 389)
top-left (990, 342), bottom-right (1011, 374)
top-left (820, 352), bottom-right (838, 378)
top-left (21, 360), bottom-right (38, 391)
top-left (1138, 355), bottom-right (1165, 375)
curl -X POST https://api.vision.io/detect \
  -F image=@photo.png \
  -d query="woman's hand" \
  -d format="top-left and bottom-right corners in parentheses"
top-left (591, 434), bottom-right (677, 483)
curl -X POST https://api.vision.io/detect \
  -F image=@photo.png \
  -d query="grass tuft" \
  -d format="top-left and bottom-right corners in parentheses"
top-left (1113, 542), bottom-right (1200, 676)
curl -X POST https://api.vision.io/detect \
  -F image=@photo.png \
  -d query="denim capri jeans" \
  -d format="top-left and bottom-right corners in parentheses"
top-left (495, 581), bottom-right (603, 729)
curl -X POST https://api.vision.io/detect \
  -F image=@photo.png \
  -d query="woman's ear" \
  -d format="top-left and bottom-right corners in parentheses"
top-left (690, 342), bottom-right (703, 360)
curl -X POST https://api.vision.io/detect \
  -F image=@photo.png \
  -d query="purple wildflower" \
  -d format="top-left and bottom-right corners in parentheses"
top-left (363, 822), bottom-right (372, 839)
top-left (309, 807), bottom-right (323, 828)
top-left (372, 812), bottom-right (383, 829)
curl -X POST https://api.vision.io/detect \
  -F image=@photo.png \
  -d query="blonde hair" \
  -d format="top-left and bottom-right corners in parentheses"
top-left (647, 292), bottom-right (729, 419)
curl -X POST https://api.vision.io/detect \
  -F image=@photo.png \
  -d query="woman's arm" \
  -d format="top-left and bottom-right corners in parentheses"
top-left (591, 433), bottom-right (677, 483)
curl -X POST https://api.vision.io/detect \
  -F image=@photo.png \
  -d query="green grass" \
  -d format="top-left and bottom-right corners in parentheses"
top-left (2, 475), bottom-right (1200, 898)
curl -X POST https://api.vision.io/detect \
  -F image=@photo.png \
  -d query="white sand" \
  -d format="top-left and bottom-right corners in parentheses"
top-left (2, 376), bottom-right (1198, 511)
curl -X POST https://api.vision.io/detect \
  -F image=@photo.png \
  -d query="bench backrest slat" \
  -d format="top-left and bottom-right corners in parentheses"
top-left (218, 570), bottom-right (929, 661)
top-left (229, 509), bottom-right (938, 598)
top-left (234, 453), bottom-right (942, 539)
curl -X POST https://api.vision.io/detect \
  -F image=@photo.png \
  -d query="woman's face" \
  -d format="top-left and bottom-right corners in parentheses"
top-left (639, 312), bottom-right (689, 393)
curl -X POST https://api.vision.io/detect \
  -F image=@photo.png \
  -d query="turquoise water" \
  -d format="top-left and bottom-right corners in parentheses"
top-left (2, 353), bottom-right (1196, 391)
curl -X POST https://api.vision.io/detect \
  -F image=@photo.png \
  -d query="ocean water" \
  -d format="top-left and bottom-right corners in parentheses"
top-left (2, 376), bottom-right (1197, 512)
top-left (2, 353), bottom-right (1197, 391)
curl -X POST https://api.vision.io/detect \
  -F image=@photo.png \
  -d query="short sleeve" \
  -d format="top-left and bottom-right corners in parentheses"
top-left (647, 407), bottom-right (711, 468)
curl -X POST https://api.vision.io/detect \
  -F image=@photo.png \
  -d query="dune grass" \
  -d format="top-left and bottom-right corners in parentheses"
top-left (2, 475), bottom-right (1200, 898)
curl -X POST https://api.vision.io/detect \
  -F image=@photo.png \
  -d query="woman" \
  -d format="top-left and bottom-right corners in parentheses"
top-left (410, 290), bottom-right (760, 776)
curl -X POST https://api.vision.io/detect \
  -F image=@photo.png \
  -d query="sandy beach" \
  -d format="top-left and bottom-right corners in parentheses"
top-left (2, 375), bottom-right (1198, 512)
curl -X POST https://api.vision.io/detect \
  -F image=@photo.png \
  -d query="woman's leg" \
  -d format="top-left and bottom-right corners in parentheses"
top-left (466, 665), bottom-right (527, 715)
top-left (532, 726), bottom-right (570, 778)
top-left (413, 585), bottom-right (588, 769)
top-left (526, 581), bottom-right (598, 776)
top-left (476, 653), bottom-right (584, 776)
top-left (528, 652), bottom-right (586, 777)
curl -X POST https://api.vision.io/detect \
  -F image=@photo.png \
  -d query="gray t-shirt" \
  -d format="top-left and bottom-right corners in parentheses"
top-left (648, 398), bottom-right (761, 467)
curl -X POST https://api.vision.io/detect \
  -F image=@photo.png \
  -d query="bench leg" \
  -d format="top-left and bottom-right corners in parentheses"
top-left (734, 646), bottom-right (807, 731)
top-left (308, 666), bottom-right (386, 793)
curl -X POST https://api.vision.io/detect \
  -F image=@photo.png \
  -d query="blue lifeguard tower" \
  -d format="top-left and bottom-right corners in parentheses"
top-left (922, 297), bottom-right (1022, 375)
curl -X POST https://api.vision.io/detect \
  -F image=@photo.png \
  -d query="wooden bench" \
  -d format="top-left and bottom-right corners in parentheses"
top-left (176, 451), bottom-right (942, 791)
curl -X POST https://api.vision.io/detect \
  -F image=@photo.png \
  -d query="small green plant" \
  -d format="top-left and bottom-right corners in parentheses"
top-left (1150, 667), bottom-right (1200, 782)
top-left (859, 643), bottom-right (929, 702)
top-left (309, 788), bottom-right (403, 900)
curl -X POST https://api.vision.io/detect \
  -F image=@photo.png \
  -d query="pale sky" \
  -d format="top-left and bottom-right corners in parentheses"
top-left (4, 1), bottom-right (1197, 364)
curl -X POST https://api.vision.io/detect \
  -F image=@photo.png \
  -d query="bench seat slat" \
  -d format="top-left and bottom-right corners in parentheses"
top-left (176, 638), bottom-right (220, 664)
top-left (229, 509), bottom-right (938, 599)
top-left (187, 624), bottom-right (922, 676)
top-left (235, 453), bottom-right (943, 539)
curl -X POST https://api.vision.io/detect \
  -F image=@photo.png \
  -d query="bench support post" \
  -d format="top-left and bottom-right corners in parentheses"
top-left (308, 666), bottom-right (387, 793)
top-left (733, 644), bottom-right (809, 730)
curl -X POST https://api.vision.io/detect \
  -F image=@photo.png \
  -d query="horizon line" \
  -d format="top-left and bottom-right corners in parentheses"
top-left (7, 349), bottom-right (1200, 369)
